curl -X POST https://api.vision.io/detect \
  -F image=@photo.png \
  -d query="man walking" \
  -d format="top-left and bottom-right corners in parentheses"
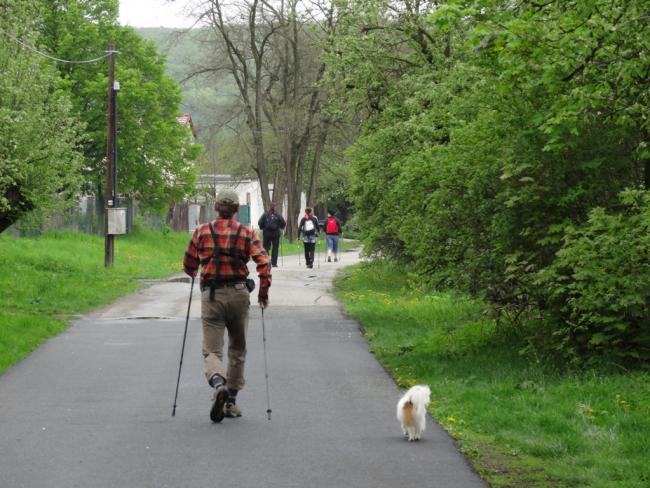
top-left (183, 189), bottom-right (271, 423)
top-left (257, 202), bottom-right (286, 267)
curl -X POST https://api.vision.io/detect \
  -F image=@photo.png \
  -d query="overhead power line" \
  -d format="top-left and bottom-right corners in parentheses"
top-left (0, 27), bottom-right (114, 64)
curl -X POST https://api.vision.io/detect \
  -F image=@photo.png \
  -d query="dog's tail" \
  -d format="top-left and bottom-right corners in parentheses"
top-left (401, 400), bottom-right (415, 427)
top-left (408, 385), bottom-right (431, 414)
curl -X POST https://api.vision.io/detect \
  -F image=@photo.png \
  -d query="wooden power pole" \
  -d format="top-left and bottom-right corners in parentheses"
top-left (105, 45), bottom-right (118, 267)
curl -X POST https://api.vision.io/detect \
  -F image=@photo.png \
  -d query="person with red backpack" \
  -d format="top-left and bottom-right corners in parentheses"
top-left (324, 210), bottom-right (342, 262)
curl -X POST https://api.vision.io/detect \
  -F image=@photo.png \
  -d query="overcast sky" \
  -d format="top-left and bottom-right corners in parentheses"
top-left (119, 0), bottom-right (196, 28)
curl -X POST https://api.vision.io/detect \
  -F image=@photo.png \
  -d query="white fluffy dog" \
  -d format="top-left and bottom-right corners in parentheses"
top-left (397, 385), bottom-right (431, 441)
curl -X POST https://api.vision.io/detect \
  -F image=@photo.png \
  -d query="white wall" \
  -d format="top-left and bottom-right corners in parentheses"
top-left (213, 179), bottom-right (264, 229)
top-left (208, 176), bottom-right (305, 230)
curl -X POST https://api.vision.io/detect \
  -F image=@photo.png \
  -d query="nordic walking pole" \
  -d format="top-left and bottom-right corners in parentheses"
top-left (280, 233), bottom-right (284, 267)
top-left (172, 275), bottom-right (195, 417)
top-left (261, 307), bottom-right (272, 420)
top-left (317, 237), bottom-right (321, 268)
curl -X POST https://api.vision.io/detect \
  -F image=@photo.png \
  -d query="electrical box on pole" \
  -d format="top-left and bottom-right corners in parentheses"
top-left (107, 207), bottom-right (127, 234)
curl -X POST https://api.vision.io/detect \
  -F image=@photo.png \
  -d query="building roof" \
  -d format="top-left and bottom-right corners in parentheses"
top-left (176, 112), bottom-right (197, 139)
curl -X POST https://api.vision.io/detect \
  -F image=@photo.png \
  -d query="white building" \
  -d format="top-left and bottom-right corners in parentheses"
top-left (196, 174), bottom-right (305, 230)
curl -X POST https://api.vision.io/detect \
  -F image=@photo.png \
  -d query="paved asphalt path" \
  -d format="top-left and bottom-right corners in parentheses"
top-left (0, 244), bottom-right (487, 488)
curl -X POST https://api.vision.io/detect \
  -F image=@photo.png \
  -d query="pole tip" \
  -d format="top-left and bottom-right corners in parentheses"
top-left (267, 409), bottom-right (272, 420)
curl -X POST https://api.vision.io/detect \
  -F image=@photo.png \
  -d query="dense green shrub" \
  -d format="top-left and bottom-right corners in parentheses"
top-left (538, 191), bottom-right (650, 363)
top-left (328, 0), bottom-right (649, 363)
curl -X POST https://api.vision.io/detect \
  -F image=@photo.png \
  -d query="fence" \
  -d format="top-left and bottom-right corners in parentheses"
top-left (6, 196), bottom-right (252, 237)
top-left (7, 196), bottom-right (161, 237)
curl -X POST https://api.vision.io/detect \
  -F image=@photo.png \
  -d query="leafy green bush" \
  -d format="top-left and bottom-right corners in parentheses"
top-left (329, 0), bottom-right (649, 364)
top-left (538, 191), bottom-right (650, 363)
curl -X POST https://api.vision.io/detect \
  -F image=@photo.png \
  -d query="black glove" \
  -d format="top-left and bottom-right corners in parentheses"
top-left (258, 294), bottom-right (269, 309)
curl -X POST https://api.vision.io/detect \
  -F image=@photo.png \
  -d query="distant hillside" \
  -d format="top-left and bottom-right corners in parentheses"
top-left (135, 27), bottom-right (238, 144)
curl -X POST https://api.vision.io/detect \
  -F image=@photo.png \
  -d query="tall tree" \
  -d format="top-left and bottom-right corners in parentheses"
top-left (189, 0), bottom-right (336, 237)
top-left (192, 0), bottom-right (277, 209)
top-left (41, 0), bottom-right (202, 211)
top-left (326, 0), bottom-right (650, 359)
top-left (0, 0), bottom-right (84, 232)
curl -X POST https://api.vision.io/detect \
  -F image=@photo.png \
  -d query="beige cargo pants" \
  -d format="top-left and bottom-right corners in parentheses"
top-left (201, 284), bottom-right (250, 390)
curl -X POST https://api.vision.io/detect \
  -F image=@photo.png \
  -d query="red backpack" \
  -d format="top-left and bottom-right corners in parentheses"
top-left (326, 216), bottom-right (339, 234)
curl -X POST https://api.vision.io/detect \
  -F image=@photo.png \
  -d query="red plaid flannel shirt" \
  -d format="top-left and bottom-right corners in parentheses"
top-left (183, 218), bottom-right (271, 296)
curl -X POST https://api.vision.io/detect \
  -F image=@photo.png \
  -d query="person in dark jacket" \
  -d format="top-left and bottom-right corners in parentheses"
top-left (257, 202), bottom-right (286, 267)
top-left (324, 210), bottom-right (342, 262)
top-left (297, 207), bottom-right (320, 269)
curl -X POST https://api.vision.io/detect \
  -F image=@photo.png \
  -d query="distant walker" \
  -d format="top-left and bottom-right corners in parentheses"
top-left (258, 202), bottom-right (286, 268)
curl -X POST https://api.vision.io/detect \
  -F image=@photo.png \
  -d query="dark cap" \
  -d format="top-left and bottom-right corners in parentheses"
top-left (216, 189), bottom-right (239, 205)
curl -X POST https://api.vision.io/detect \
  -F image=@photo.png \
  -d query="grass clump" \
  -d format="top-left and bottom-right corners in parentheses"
top-left (335, 261), bottom-right (650, 488)
top-left (0, 229), bottom-right (191, 373)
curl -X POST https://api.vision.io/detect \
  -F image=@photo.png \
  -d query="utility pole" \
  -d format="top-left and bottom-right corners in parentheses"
top-left (105, 44), bottom-right (119, 267)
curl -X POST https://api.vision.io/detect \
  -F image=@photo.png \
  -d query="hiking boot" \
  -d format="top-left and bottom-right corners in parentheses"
top-left (334, 258), bottom-right (338, 262)
top-left (224, 402), bottom-right (242, 418)
top-left (327, 257), bottom-right (331, 262)
top-left (210, 385), bottom-right (228, 423)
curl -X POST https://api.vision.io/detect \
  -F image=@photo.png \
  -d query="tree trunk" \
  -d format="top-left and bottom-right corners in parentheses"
top-left (0, 186), bottom-right (33, 233)
top-left (307, 123), bottom-right (330, 206)
top-left (192, 0), bottom-right (335, 233)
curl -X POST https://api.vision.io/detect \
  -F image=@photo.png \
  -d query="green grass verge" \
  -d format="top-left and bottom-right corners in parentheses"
top-left (0, 229), bottom-right (357, 374)
top-left (0, 229), bottom-right (191, 374)
top-left (335, 261), bottom-right (650, 488)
